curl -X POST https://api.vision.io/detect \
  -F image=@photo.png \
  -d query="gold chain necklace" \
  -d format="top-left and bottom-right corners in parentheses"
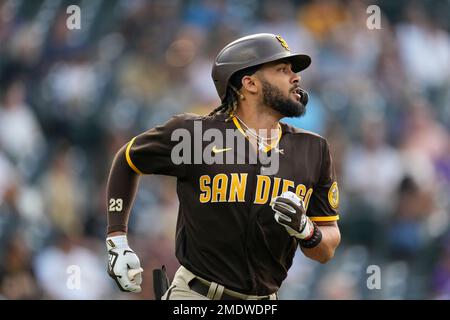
top-left (234, 115), bottom-right (283, 153)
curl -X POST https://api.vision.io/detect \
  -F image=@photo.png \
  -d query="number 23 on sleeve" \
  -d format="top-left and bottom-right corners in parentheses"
top-left (109, 198), bottom-right (123, 212)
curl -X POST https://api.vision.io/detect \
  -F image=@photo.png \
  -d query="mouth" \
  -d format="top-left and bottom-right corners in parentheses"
top-left (291, 87), bottom-right (301, 101)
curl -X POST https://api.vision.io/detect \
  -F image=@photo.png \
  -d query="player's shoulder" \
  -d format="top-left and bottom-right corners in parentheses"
top-left (152, 112), bottom-right (229, 133)
top-left (158, 112), bottom-right (232, 134)
top-left (168, 112), bottom-right (227, 123)
top-left (158, 112), bottom-right (203, 129)
top-left (170, 112), bottom-right (204, 122)
top-left (280, 121), bottom-right (328, 144)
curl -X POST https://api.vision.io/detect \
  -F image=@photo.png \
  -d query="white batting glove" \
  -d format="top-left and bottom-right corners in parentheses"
top-left (106, 235), bottom-right (143, 293)
top-left (271, 191), bottom-right (315, 240)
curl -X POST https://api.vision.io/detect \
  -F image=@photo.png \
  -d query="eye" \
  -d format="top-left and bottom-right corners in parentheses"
top-left (278, 67), bottom-right (287, 73)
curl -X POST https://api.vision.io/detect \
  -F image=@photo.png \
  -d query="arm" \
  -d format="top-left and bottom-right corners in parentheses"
top-left (106, 115), bottom-right (188, 292)
top-left (272, 192), bottom-right (341, 264)
top-left (298, 139), bottom-right (340, 263)
top-left (106, 145), bottom-right (143, 292)
top-left (106, 144), bottom-right (140, 236)
top-left (107, 113), bottom-right (189, 230)
top-left (300, 221), bottom-right (340, 264)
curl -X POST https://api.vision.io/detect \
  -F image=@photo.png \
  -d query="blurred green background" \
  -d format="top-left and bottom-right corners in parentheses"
top-left (1, 0), bottom-right (450, 299)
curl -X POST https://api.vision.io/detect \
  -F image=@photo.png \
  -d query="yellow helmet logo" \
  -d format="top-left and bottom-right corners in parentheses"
top-left (276, 35), bottom-right (290, 51)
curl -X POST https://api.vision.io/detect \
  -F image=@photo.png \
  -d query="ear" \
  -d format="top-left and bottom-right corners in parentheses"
top-left (241, 75), bottom-right (259, 95)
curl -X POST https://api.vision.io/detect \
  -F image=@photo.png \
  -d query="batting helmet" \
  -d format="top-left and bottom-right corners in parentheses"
top-left (212, 33), bottom-right (311, 102)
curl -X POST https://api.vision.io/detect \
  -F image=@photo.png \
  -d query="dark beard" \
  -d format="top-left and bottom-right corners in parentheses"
top-left (260, 78), bottom-right (306, 118)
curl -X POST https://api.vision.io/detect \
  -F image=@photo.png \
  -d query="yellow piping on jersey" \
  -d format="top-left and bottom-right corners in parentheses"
top-left (309, 215), bottom-right (340, 222)
top-left (125, 137), bottom-right (143, 175)
top-left (232, 116), bottom-right (247, 137)
top-left (231, 116), bottom-right (283, 153)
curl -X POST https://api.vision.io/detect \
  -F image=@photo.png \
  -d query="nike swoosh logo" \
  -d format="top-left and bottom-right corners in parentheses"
top-left (212, 146), bottom-right (232, 153)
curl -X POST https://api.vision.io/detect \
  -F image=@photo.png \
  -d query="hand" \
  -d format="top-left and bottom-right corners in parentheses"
top-left (106, 235), bottom-right (143, 292)
top-left (271, 191), bottom-right (314, 240)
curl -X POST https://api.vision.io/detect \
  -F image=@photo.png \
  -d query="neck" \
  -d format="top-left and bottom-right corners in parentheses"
top-left (234, 102), bottom-right (281, 135)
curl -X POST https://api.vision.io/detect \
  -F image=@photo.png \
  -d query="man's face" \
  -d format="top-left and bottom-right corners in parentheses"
top-left (256, 61), bottom-right (306, 118)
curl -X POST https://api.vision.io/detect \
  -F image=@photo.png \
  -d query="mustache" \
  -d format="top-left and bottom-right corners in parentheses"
top-left (290, 85), bottom-right (302, 93)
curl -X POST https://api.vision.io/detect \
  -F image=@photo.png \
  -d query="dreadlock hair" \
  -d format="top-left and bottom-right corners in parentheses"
top-left (208, 86), bottom-right (240, 122)
top-left (208, 64), bottom-right (261, 122)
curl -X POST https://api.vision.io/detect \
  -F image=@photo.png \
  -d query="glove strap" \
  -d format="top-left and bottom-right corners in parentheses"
top-left (106, 235), bottom-right (129, 250)
top-left (299, 222), bottom-right (322, 248)
top-left (298, 216), bottom-right (314, 239)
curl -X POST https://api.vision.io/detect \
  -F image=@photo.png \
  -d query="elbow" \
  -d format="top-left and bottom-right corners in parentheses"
top-left (318, 238), bottom-right (341, 264)
top-left (318, 229), bottom-right (341, 264)
top-left (303, 248), bottom-right (336, 264)
top-left (317, 251), bottom-right (335, 264)
top-left (319, 239), bottom-right (341, 264)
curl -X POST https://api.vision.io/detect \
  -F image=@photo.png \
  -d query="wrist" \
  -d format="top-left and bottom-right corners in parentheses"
top-left (297, 216), bottom-right (314, 240)
top-left (106, 235), bottom-right (129, 250)
top-left (299, 222), bottom-right (322, 248)
top-left (107, 224), bottom-right (128, 234)
top-left (108, 231), bottom-right (126, 237)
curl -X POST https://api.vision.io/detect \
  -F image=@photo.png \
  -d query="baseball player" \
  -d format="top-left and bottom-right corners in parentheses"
top-left (106, 33), bottom-right (341, 299)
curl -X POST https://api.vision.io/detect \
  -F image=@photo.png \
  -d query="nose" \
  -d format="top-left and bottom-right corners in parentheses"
top-left (291, 72), bottom-right (300, 84)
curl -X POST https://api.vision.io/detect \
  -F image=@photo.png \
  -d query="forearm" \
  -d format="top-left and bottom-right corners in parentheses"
top-left (107, 145), bottom-right (140, 235)
top-left (300, 222), bottom-right (340, 264)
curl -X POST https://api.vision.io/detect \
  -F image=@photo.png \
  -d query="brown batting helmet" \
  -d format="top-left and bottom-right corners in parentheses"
top-left (212, 33), bottom-right (311, 102)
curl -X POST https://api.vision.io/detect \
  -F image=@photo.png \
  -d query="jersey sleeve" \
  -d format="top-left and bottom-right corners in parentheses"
top-left (306, 139), bottom-right (340, 222)
top-left (125, 114), bottom-right (191, 177)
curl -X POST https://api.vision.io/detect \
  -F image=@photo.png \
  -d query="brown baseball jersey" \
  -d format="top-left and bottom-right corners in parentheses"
top-left (125, 112), bottom-right (339, 295)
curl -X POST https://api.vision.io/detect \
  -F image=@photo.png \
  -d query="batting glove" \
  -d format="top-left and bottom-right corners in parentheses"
top-left (106, 235), bottom-right (143, 292)
top-left (271, 191), bottom-right (314, 240)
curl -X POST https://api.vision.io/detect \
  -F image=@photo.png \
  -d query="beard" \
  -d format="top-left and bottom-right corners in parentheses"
top-left (260, 78), bottom-right (306, 118)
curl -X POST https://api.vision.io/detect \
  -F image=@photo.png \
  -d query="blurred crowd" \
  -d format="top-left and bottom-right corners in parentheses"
top-left (0, 0), bottom-right (449, 299)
